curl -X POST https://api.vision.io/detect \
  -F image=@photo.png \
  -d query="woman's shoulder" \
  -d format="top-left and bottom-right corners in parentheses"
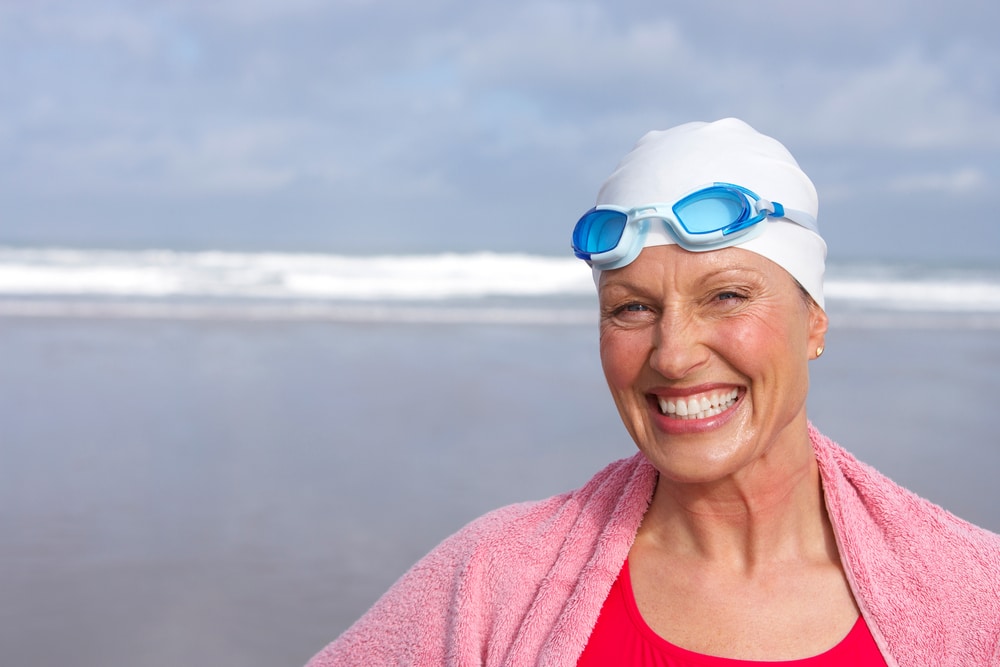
top-left (811, 424), bottom-right (1000, 618)
top-left (440, 452), bottom-right (652, 562)
top-left (812, 424), bottom-right (1000, 549)
top-left (810, 428), bottom-right (1000, 661)
top-left (308, 453), bottom-right (653, 666)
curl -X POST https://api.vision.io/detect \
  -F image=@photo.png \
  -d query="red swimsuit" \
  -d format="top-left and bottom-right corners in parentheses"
top-left (578, 560), bottom-right (887, 666)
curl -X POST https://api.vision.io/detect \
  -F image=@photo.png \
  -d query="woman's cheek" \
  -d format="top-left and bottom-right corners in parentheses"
top-left (600, 328), bottom-right (648, 390)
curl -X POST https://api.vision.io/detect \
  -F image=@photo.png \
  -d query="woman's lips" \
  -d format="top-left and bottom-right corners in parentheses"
top-left (656, 388), bottom-right (739, 420)
top-left (646, 385), bottom-right (744, 433)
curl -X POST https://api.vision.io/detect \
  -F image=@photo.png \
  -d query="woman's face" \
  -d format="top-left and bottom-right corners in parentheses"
top-left (598, 244), bottom-right (827, 486)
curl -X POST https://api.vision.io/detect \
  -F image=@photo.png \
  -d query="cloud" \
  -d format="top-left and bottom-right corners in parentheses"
top-left (887, 167), bottom-right (989, 195)
top-left (0, 0), bottom-right (997, 259)
top-left (805, 48), bottom-right (1000, 150)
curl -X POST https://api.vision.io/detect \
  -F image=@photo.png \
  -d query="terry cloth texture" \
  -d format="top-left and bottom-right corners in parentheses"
top-left (306, 426), bottom-right (1000, 666)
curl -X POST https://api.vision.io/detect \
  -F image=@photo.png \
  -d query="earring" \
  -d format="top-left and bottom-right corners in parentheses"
top-left (816, 345), bottom-right (825, 358)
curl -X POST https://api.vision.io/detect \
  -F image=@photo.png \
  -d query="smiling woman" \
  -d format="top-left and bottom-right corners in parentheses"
top-left (304, 119), bottom-right (1000, 667)
top-left (597, 246), bottom-right (827, 485)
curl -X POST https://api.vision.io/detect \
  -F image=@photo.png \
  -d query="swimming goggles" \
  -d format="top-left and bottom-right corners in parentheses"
top-left (572, 182), bottom-right (818, 270)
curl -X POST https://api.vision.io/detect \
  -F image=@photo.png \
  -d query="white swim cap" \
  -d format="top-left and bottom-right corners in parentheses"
top-left (592, 118), bottom-right (827, 308)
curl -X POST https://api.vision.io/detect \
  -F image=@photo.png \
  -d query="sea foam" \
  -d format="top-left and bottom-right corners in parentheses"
top-left (1, 246), bottom-right (998, 326)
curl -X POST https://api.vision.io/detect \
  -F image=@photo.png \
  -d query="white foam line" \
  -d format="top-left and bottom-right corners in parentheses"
top-left (2, 299), bottom-right (999, 330)
top-left (0, 299), bottom-right (596, 326)
top-left (829, 312), bottom-right (1000, 330)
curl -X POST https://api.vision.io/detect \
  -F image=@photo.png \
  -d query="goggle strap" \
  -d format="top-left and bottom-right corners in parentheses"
top-left (757, 197), bottom-right (776, 216)
top-left (779, 207), bottom-right (819, 234)
top-left (754, 196), bottom-right (819, 235)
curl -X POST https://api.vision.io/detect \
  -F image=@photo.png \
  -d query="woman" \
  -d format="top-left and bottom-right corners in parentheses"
top-left (306, 119), bottom-right (1000, 666)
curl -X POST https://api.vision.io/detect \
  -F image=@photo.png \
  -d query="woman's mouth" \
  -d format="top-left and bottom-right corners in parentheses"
top-left (656, 388), bottom-right (739, 420)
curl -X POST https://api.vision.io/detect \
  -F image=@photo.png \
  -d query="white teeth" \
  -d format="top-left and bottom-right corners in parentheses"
top-left (657, 389), bottom-right (739, 420)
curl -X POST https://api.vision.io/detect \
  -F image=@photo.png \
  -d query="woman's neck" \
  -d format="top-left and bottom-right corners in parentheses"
top-left (635, 447), bottom-right (834, 571)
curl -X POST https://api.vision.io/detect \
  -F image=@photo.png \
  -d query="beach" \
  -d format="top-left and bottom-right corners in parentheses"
top-left (1, 311), bottom-right (998, 666)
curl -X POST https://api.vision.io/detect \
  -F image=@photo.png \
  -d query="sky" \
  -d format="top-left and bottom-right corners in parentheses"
top-left (2, 0), bottom-right (999, 261)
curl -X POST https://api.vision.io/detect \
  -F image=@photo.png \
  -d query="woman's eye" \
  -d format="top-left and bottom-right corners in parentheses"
top-left (619, 302), bottom-right (652, 313)
top-left (606, 302), bottom-right (650, 318)
top-left (716, 291), bottom-right (745, 302)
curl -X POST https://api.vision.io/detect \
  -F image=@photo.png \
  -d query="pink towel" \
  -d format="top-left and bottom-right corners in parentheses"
top-left (307, 426), bottom-right (1000, 666)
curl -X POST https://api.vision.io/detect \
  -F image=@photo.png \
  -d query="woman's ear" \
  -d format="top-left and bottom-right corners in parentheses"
top-left (807, 300), bottom-right (828, 360)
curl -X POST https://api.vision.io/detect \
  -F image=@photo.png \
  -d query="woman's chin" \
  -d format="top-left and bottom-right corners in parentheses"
top-left (636, 405), bottom-right (759, 485)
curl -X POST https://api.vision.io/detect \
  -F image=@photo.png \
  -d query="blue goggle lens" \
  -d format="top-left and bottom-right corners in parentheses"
top-left (672, 187), bottom-right (753, 234)
top-left (572, 208), bottom-right (629, 257)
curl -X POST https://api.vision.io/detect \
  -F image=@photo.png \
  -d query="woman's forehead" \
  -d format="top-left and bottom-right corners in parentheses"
top-left (598, 246), bottom-right (781, 288)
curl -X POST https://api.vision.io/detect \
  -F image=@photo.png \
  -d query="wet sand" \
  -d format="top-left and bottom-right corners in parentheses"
top-left (1, 316), bottom-right (997, 666)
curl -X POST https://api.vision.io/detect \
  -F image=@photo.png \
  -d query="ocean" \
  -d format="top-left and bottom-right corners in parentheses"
top-left (2, 246), bottom-right (1000, 324)
top-left (1, 246), bottom-right (998, 666)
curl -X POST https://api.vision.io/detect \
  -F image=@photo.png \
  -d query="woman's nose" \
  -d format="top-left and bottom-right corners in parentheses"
top-left (648, 310), bottom-right (710, 380)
